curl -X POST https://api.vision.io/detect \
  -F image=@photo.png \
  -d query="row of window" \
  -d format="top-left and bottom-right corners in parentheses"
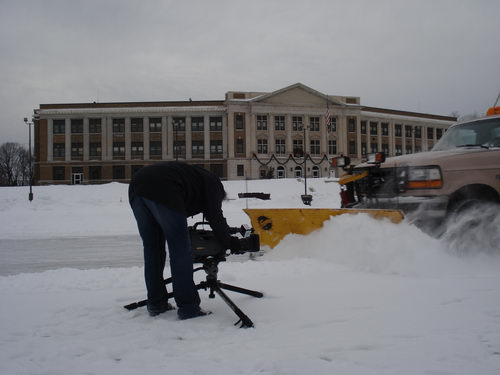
top-left (253, 115), bottom-right (337, 132)
top-left (349, 141), bottom-right (423, 156)
top-left (53, 140), bottom-right (224, 159)
top-left (53, 163), bottom-right (225, 182)
top-left (52, 116), bottom-right (224, 135)
top-left (351, 121), bottom-right (443, 139)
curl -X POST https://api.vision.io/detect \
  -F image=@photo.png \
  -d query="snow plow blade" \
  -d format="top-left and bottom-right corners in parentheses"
top-left (244, 208), bottom-right (404, 249)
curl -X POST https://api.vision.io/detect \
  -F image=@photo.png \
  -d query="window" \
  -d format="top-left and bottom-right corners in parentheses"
top-left (150, 141), bottom-right (162, 156)
top-left (275, 139), bottom-right (286, 155)
top-left (131, 118), bottom-right (143, 133)
top-left (71, 119), bottom-right (83, 134)
top-left (257, 139), bottom-right (268, 154)
top-left (328, 140), bottom-right (337, 155)
top-left (89, 166), bottom-right (101, 180)
top-left (415, 146), bottom-right (422, 153)
top-left (53, 119), bottom-right (65, 134)
top-left (131, 165), bottom-right (143, 177)
top-left (328, 117), bottom-right (337, 132)
top-left (294, 166), bottom-right (303, 178)
top-left (274, 115), bottom-right (285, 131)
top-left (89, 118), bottom-right (101, 133)
top-left (174, 141), bottom-right (186, 158)
top-left (405, 125), bottom-right (412, 138)
top-left (370, 122), bottom-right (378, 135)
top-left (361, 143), bottom-right (367, 156)
top-left (236, 138), bottom-right (244, 154)
top-left (257, 115), bottom-right (268, 131)
top-left (89, 142), bottom-right (101, 158)
top-left (210, 164), bottom-right (223, 178)
top-left (348, 117), bottom-right (356, 133)
top-left (113, 118), bottom-right (125, 133)
top-left (53, 143), bottom-right (65, 158)
top-left (395, 144), bottom-right (402, 155)
top-left (312, 166), bottom-right (320, 178)
top-left (210, 116), bottom-right (223, 132)
top-left (309, 117), bottom-right (320, 132)
top-left (370, 143), bottom-right (378, 153)
top-left (149, 117), bottom-right (162, 132)
top-left (173, 117), bottom-right (186, 131)
top-left (381, 123), bottom-right (389, 136)
top-left (191, 117), bottom-right (204, 132)
top-left (113, 142), bottom-right (125, 157)
top-left (360, 121), bottom-right (367, 135)
top-left (210, 140), bottom-right (223, 155)
top-left (235, 114), bottom-right (244, 130)
top-left (292, 116), bottom-right (303, 131)
top-left (395, 124), bottom-right (402, 137)
top-left (406, 144), bottom-right (413, 154)
top-left (112, 166), bottom-right (125, 180)
top-left (71, 142), bottom-right (83, 158)
top-left (131, 142), bottom-right (144, 158)
top-left (293, 139), bottom-right (303, 157)
top-left (192, 140), bottom-right (204, 157)
top-left (427, 127), bottom-right (434, 139)
top-left (382, 143), bottom-right (389, 155)
top-left (53, 166), bottom-right (65, 180)
top-left (310, 139), bottom-right (320, 155)
top-left (436, 128), bottom-right (443, 139)
top-left (349, 141), bottom-right (356, 155)
top-left (414, 126), bottom-right (422, 139)
top-left (237, 164), bottom-right (244, 177)
top-left (277, 166), bottom-right (285, 178)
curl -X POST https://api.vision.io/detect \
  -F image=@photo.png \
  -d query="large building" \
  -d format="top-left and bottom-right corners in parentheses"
top-left (33, 83), bottom-right (456, 184)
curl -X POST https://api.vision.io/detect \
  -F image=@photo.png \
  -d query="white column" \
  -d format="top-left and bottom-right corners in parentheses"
top-left (186, 116), bottom-right (192, 159)
top-left (83, 118), bottom-right (89, 161)
top-left (47, 119), bottom-right (53, 161)
top-left (163, 116), bottom-right (169, 160)
top-left (143, 117), bottom-right (150, 160)
top-left (65, 118), bottom-right (71, 161)
top-left (125, 118), bottom-right (131, 160)
top-left (222, 114), bottom-right (228, 159)
top-left (204, 115), bottom-right (210, 159)
top-left (268, 113), bottom-right (275, 153)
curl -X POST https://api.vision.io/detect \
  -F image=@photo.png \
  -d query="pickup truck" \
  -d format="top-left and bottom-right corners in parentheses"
top-left (334, 112), bottom-right (500, 233)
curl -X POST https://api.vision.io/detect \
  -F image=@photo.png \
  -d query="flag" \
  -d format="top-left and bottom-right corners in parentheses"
top-left (325, 100), bottom-right (332, 132)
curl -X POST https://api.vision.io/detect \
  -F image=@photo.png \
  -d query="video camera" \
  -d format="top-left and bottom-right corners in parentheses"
top-left (189, 222), bottom-right (260, 262)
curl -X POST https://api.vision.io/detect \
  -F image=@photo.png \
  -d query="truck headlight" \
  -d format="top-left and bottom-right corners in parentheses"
top-left (407, 166), bottom-right (443, 189)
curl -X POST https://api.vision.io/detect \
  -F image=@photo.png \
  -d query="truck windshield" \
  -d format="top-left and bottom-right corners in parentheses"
top-left (432, 118), bottom-right (500, 151)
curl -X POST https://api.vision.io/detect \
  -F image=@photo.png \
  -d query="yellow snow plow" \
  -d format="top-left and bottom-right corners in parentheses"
top-left (244, 208), bottom-right (404, 249)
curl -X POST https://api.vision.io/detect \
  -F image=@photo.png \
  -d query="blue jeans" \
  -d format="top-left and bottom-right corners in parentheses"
top-left (130, 196), bottom-right (200, 316)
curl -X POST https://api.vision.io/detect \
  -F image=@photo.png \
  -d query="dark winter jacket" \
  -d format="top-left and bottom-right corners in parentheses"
top-left (129, 162), bottom-right (234, 249)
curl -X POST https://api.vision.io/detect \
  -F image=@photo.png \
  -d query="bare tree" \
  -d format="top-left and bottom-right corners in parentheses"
top-left (0, 143), bottom-right (30, 186)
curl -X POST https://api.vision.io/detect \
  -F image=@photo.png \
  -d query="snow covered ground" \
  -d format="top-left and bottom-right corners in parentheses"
top-left (1, 178), bottom-right (499, 374)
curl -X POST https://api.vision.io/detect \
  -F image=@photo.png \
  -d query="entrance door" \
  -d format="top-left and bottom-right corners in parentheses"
top-left (72, 173), bottom-right (83, 185)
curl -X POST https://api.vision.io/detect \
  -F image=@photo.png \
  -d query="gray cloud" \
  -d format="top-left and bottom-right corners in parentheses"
top-left (1, 0), bottom-right (499, 144)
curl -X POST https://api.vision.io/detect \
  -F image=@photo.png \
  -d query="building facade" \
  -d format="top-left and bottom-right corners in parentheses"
top-left (33, 83), bottom-right (456, 184)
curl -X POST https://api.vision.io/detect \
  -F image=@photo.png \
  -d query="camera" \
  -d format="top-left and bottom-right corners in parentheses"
top-left (189, 222), bottom-right (260, 262)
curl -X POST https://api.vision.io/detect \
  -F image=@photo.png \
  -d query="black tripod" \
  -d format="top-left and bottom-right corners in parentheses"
top-left (124, 255), bottom-right (263, 328)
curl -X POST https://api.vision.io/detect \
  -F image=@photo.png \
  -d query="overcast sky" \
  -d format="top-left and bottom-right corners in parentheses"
top-left (1, 0), bottom-right (499, 145)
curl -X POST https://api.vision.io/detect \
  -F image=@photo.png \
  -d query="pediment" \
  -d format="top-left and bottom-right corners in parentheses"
top-left (252, 83), bottom-right (343, 107)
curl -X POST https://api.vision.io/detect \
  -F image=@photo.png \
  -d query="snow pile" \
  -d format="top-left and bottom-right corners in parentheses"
top-left (1, 179), bottom-right (500, 374)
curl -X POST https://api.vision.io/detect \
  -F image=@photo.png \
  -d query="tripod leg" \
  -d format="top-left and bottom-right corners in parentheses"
top-left (123, 276), bottom-right (174, 311)
top-left (213, 286), bottom-right (254, 328)
top-left (218, 282), bottom-right (263, 298)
